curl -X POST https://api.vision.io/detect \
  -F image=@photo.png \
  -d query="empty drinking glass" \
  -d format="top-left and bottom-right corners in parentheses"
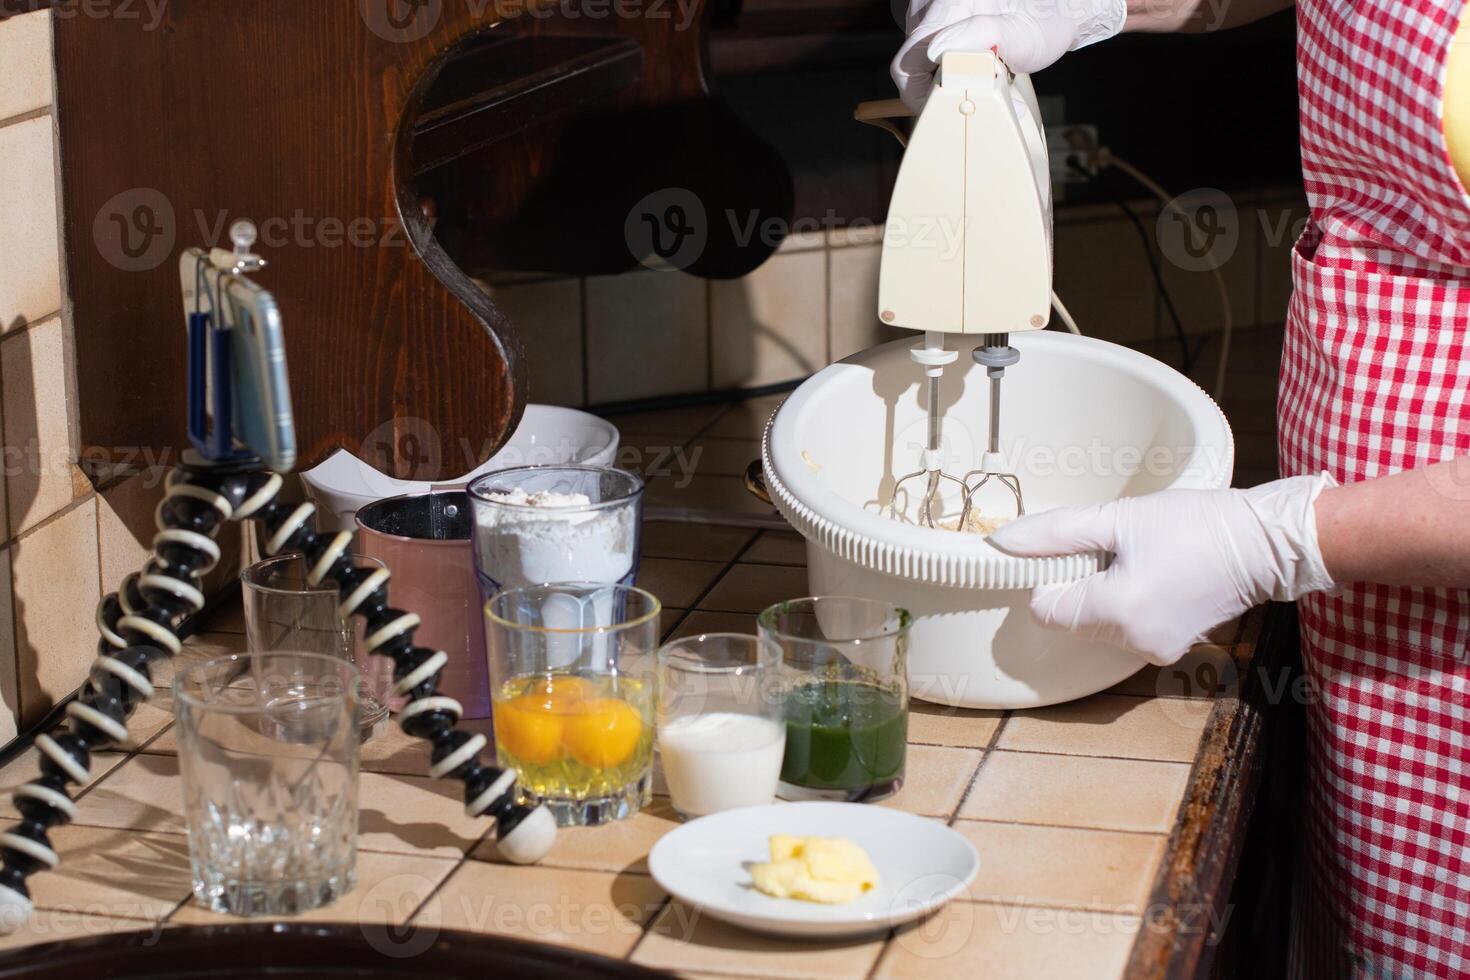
top-left (175, 652), bottom-right (360, 916)
top-left (656, 633), bottom-right (785, 820)
top-left (242, 554), bottom-right (390, 740)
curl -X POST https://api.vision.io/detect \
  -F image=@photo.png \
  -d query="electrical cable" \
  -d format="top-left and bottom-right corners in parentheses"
top-left (1051, 291), bottom-right (1082, 335)
top-left (1096, 151), bottom-right (1235, 401)
top-left (1070, 160), bottom-right (1198, 374)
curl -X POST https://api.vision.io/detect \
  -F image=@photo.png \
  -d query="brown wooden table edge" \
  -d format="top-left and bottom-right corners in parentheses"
top-left (1121, 603), bottom-right (1293, 979)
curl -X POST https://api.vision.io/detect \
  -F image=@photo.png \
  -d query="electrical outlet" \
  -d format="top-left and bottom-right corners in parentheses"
top-left (1047, 123), bottom-right (1101, 188)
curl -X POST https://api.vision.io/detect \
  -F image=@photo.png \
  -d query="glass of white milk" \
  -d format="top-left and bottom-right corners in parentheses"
top-left (656, 633), bottom-right (786, 820)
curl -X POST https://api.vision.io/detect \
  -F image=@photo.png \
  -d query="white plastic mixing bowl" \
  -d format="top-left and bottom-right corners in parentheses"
top-left (762, 332), bottom-right (1234, 709)
top-left (303, 405), bottom-right (620, 531)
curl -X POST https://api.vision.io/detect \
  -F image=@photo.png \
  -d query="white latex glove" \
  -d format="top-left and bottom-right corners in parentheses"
top-left (987, 475), bottom-right (1339, 666)
top-left (891, 0), bottom-right (1128, 111)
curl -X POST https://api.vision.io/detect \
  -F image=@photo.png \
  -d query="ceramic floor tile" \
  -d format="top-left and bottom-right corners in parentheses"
top-left (71, 752), bottom-right (184, 835)
top-left (632, 900), bottom-right (886, 979)
top-left (326, 718), bottom-right (497, 780)
top-left (682, 437), bottom-right (763, 479)
top-left (907, 702), bottom-right (1004, 749)
top-left (953, 821), bottom-right (1166, 913)
top-left (641, 522), bottom-right (757, 563)
top-left (618, 433), bottom-right (695, 480)
top-left (144, 632), bottom-right (244, 720)
top-left (0, 910), bottom-right (158, 952)
top-left (698, 564), bottom-right (810, 615)
top-left (138, 726), bottom-right (179, 756)
top-left (204, 599), bottom-right (246, 635)
top-left (646, 474), bottom-right (777, 518)
top-left (741, 531), bottom-right (807, 567)
top-left (874, 901), bottom-right (1141, 979)
top-left (430, 862), bottom-right (665, 958)
top-left (0, 742), bottom-right (133, 820)
top-left (605, 404), bottom-right (726, 438)
top-left (638, 558), bottom-right (728, 611)
top-left (878, 745), bottom-right (982, 819)
top-left (959, 751), bottom-right (1191, 833)
top-left (358, 771), bottom-right (493, 858)
top-left (7, 702), bottom-right (177, 789)
top-left (141, 635), bottom-right (343, 760)
top-left (473, 797), bottom-right (679, 873)
top-left (999, 695), bottom-right (1212, 763)
top-left (665, 610), bottom-right (758, 642)
top-left (1105, 645), bottom-right (1240, 700)
top-left (660, 608), bottom-right (690, 641)
top-left (702, 396), bottom-right (788, 440)
top-left (30, 826), bottom-right (192, 922)
top-left (170, 850), bottom-right (458, 926)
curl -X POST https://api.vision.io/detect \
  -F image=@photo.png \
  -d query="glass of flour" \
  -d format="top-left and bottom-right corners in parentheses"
top-left (468, 465), bottom-right (645, 597)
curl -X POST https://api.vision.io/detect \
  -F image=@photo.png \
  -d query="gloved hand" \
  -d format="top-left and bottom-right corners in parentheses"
top-left (987, 475), bottom-right (1339, 665)
top-left (891, 0), bottom-right (1129, 111)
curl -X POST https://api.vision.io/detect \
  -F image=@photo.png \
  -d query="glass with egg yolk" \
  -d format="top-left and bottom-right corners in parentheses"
top-left (485, 583), bottom-right (660, 827)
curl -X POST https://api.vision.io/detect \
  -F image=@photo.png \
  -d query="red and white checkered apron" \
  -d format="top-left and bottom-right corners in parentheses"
top-left (1278, 0), bottom-right (1470, 975)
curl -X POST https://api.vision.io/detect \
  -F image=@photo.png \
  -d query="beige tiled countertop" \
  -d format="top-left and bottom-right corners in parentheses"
top-left (0, 397), bottom-right (1267, 976)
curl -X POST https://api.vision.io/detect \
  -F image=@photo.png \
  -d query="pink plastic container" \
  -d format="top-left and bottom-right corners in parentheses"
top-left (355, 491), bottom-right (491, 719)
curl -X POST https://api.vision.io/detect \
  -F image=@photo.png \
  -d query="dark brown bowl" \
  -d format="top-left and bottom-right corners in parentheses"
top-left (0, 922), bottom-right (670, 979)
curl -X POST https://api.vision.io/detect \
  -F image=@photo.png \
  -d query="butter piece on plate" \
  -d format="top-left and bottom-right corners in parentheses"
top-left (750, 834), bottom-right (879, 905)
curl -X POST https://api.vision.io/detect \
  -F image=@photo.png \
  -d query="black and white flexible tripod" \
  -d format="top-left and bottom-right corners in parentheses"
top-left (0, 229), bottom-right (555, 927)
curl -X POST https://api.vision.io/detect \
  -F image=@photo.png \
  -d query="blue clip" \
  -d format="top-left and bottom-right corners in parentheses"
top-left (185, 310), bottom-right (251, 463)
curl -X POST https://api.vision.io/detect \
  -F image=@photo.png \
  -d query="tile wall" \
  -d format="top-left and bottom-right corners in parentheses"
top-left (0, 9), bottom-right (179, 740)
top-left (493, 188), bottom-right (1308, 409)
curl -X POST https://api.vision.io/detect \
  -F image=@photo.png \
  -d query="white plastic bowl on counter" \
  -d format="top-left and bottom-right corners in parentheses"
top-left (303, 405), bottom-right (621, 531)
top-left (762, 332), bottom-right (1234, 710)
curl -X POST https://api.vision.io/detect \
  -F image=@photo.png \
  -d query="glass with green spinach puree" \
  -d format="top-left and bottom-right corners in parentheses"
top-left (780, 679), bottom-right (906, 800)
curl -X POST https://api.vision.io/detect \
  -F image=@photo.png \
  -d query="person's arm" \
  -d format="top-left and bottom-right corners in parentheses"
top-left (986, 457), bottom-right (1470, 667)
top-left (1124, 0), bottom-right (1295, 34)
top-left (1315, 459), bottom-right (1470, 587)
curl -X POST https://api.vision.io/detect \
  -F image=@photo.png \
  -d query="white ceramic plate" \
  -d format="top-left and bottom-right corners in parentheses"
top-left (647, 802), bottom-right (979, 939)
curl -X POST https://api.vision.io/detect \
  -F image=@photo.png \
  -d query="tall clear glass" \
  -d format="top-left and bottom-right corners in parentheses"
top-left (758, 597), bottom-right (912, 803)
top-left (175, 652), bottom-right (360, 916)
top-left (485, 583), bottom-right (660, 827)
top-left (467, 465), bottom-right (645, 597)
top-left (242, 553), bottom-right (390, 740)
top-left (656, 633), bottom-right (785, 820)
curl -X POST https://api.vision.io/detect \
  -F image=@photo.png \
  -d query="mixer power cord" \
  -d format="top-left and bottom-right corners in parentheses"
top-left (1055, 127), bottom-right (1236, 402)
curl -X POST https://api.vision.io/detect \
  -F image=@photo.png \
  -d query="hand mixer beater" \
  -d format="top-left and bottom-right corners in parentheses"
top-left (872, 50), bottom-right (1054, 528)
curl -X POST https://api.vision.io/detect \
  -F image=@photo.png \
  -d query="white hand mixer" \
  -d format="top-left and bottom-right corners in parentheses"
top-left (862, 50), bottom-right (1054, 529)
